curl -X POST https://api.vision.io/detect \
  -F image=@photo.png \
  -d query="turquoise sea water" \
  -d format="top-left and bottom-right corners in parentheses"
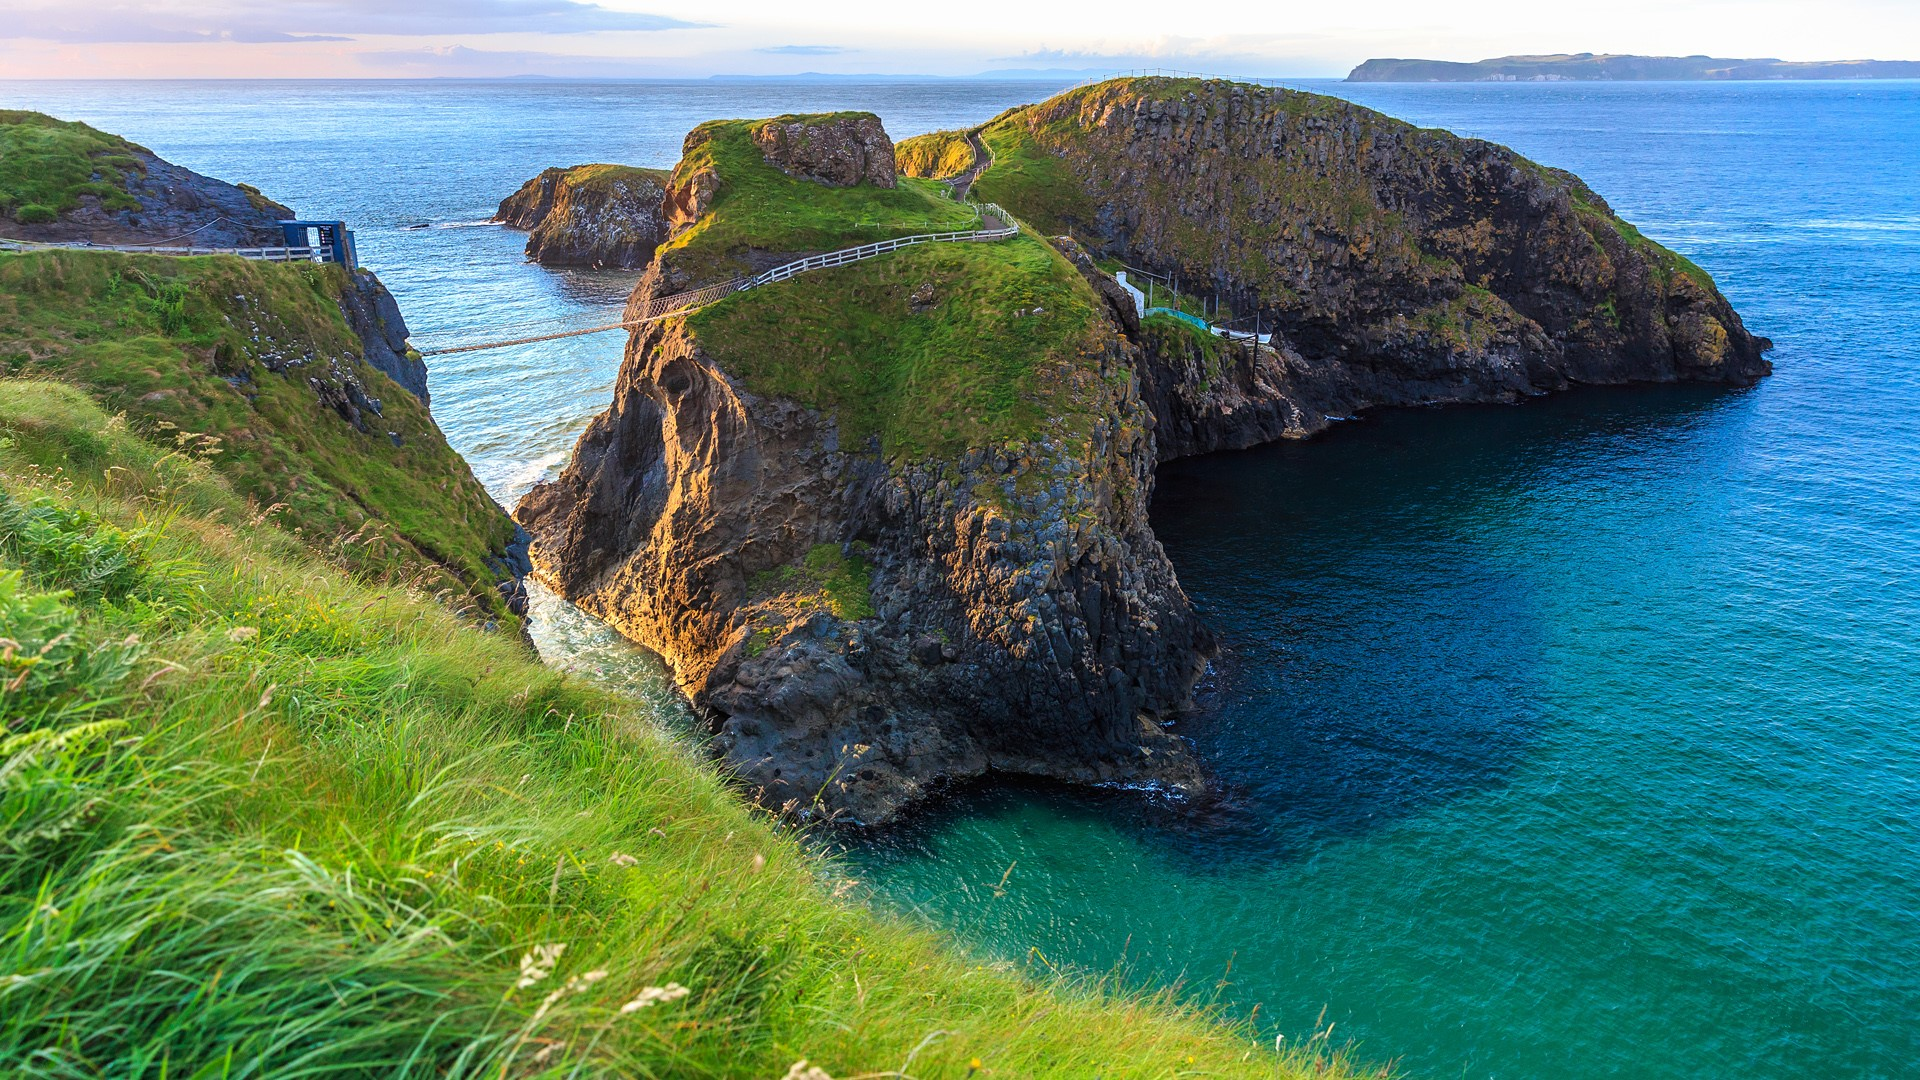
top-left (4, 77), bottom-right (1915, 1078)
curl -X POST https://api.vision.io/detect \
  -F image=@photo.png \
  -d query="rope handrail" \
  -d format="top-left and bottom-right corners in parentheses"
top-left (417, 203), bottom-right (1021, 357)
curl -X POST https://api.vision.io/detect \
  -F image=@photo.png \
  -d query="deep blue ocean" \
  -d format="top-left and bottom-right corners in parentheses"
top-left (4, 76), bottom-right (1915, 1079)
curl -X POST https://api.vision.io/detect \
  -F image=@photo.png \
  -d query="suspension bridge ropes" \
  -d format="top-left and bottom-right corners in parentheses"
top-left (412, 203), bottom-right (1018, 357)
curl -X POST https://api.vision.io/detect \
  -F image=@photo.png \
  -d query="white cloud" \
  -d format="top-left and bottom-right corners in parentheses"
top-left (7, 0), bottom-right (703, 44)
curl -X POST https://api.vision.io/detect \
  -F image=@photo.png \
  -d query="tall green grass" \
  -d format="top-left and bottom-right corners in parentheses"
top-left (0, 378), bottom-right (1386, 1076)
top-left (0, 250), bottom-right (518, 622)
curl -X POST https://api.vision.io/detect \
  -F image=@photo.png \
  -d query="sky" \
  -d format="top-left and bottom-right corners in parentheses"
top-left (0, 0), bottom-right (1916, 80)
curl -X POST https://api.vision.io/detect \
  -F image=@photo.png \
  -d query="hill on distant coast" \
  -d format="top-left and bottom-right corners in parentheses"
top-left (1348, 53), bottom-right (1920, 82)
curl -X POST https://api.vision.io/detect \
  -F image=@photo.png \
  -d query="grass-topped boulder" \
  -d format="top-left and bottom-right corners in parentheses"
top-left (0, 377), bottom-right (1380, 1078)
top-left (518, 111), bottom-right (1211, 825)
top-left (495, 163), bottom-right (672, 269)
top-left (750, 112), bottom-right (897, 188)
top-left (0, 110), bottom-right (290, 247)
top-left (655, 114), bottom-right (976, 285)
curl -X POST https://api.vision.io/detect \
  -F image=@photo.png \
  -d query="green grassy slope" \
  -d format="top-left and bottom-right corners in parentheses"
top-left (894, 129), bottom-right (975, 180)
top-left (0, 111), bottom-right (146, 223)
top-left (664, 113), bottom-right (1114, 461)
top-left (0, 250), bottom-right (517, 620)
top-left (689, 231), bottom-right (1107, 459)
top-left (0, 378), bottom-right (1382, 1079)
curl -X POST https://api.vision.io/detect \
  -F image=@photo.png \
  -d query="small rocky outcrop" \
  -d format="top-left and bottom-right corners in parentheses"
top-left (750, 113), bottom-right (897, 189)
top-left (494, 164), bottom-right (670, 269)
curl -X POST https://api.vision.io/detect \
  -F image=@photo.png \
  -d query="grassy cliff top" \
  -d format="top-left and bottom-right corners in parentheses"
top-left (0, 110), bottom-right (147, 223)
top-left (659, 116), bottom-right (976, 283)
top-left (0, 249), bottom-right (516, 619)
top-left (689, 229), bottom-right (1109, 460)
top-left (0, 377), bottom-right (1381, 1078)
top-left (661, 114), bottom-right (1114, 461)
top-left (968, 77), bottom-right (1383, 241)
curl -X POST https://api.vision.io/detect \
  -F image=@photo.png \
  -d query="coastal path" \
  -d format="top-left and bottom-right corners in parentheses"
top-left (948, 130), bottom-right (994, 202)
top-left (414, 203), bottom-right (1018, 357)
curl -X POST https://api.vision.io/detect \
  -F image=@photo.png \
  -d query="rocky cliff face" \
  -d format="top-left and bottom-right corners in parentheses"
top-left (518, 112), bottom-right (1211, 823)
top-left (963, 78), bottom-right (1769, 420)
top-left (520, 87), bottom-right (1773, 825)
top-left (334, 268), bottom-right (431, 405)
top-left (495, 164), bottom-right (670, 269)
top-left (517, 300), bottom-right (1205, 822)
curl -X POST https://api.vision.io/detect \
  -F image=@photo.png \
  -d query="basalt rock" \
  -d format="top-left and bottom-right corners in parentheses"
top-left (518, 253), bottom-right (1209, 824)
top-left (334, 268), bottom-right (430, 405)
top-left (495, 164), bottom-right (670, 269)
top-left (750, 113), bottom-right (897, 189)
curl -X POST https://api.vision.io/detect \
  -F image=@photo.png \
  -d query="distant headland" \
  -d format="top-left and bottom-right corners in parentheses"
top-left (1347, 53), bottom-right (1920, 82)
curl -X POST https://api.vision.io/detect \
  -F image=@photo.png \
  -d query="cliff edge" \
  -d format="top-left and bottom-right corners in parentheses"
top-left (1, 113), bottom-right (526, 624)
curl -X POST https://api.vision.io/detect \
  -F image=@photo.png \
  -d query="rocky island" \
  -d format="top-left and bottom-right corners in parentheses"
top-left (517, 77), bottom-right (1769, 826)
top-left (494, 163), bottom-right (671, 268)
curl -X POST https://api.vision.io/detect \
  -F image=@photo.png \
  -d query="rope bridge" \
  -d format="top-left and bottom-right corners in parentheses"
top-left (413, 203), bottom-right (1018, 357)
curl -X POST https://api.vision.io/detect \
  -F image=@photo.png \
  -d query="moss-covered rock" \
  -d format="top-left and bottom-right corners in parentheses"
top-left (895, 128), bottom-right (975, 180)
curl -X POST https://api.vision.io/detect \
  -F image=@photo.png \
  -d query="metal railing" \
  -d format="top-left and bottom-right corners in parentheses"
top-left (0, 238), bottom-right (333, 263)
top-left (741, 204), bottom-right (1016, 288)
top-left (418, 203), bottom-right (1021, 357)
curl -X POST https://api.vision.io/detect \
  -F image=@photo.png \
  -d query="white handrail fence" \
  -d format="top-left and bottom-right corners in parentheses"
top-left (0, 238), bottom-right (336, 263)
